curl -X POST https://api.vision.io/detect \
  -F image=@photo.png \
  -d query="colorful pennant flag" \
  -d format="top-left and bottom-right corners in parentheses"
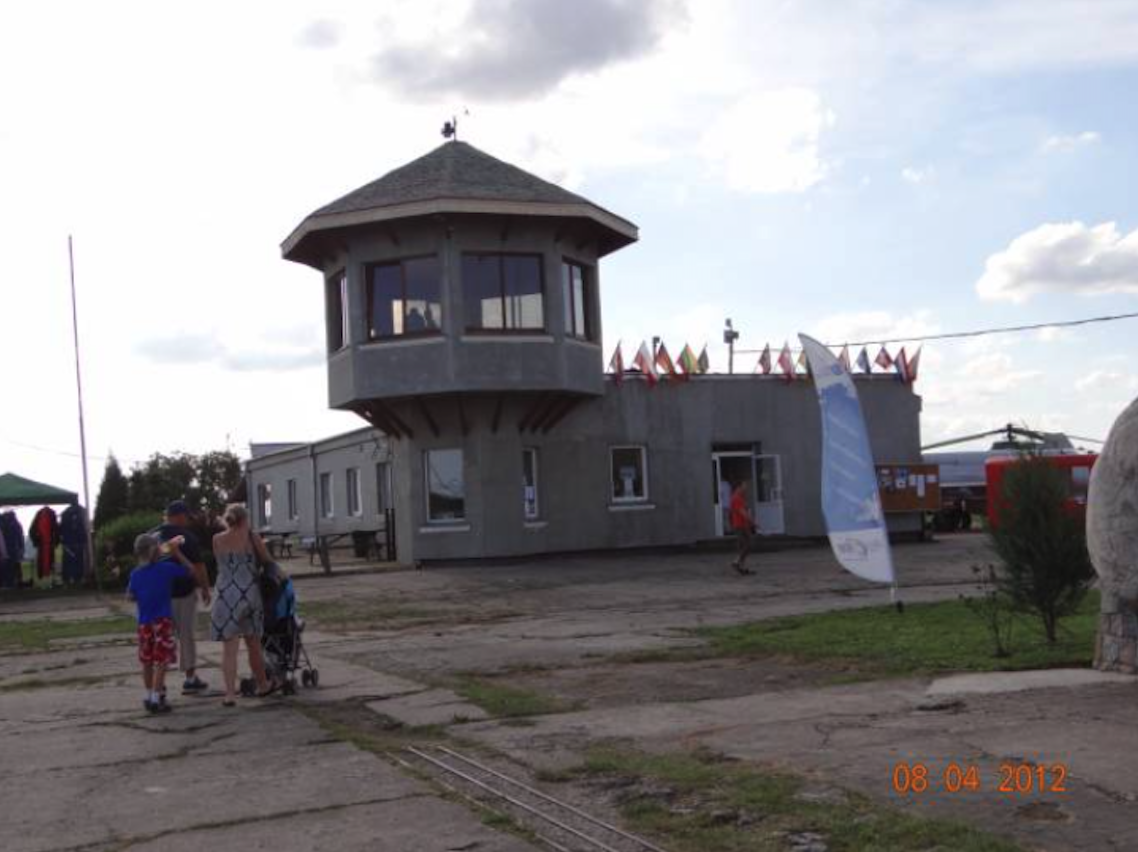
top-left (874, 346), bottom-right (894, 371)
top-left (894, 347), bottom-right (909, 382)
top-left (838, 345), bottom-right (851, 372)
top-left (907, 347), bottom-right (921, 383)
top-left (608, 341), bottom-right (624, 383)
top-left (856, 347), bottom-right (871, 374)
top-left (756, 344), bottom-right (772, 375)
top-left (633, 341), bottom-right (659, 386)
top-left (778, 342), bottom-right (794, 382)
top-left (678, 344), bottom-right (699, 377)
top-left (655, 342), bottom-right (677, 379)
top-left (796, 349), bottom-right (809, 375)
top-left (697, 345), bottom-right (710, 374)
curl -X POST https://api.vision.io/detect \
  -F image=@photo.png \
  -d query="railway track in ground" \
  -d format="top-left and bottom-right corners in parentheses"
top-left (401, 744), bottom-right (670, 852)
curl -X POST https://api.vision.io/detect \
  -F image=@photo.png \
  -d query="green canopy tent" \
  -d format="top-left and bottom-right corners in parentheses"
top-left (0, 473), bottom-right (78, 507)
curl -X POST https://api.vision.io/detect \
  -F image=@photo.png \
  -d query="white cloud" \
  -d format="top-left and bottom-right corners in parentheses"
top-left (976, 221), bottom-right (1138, 302)
top-left (1042, 131), bottom-right (1100, 153)
top-left (296, 19), bottom-right (342, 50)
top-left (810, 310), bottom-right (939, 347)
top-left (1075, 369), bottom-right (1138, 394)
top-left (901, 165), bottom-right (933, 184)
top-left (699, 89), bottom-right (834, 194)
top-left (136, 330), bottom-right (324, 373)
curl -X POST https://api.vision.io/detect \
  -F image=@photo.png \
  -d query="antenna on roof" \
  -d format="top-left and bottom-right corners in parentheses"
top-left (442, 116), bottom-right (458, 141)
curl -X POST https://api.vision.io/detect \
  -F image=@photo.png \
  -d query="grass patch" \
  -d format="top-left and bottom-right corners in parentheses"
top-left (0, 674), bottom-right (120, 693)
top-left (0, 616), bottom-right (135, 653)
top-left (572, 746), bottom-right (1022, 852)
top-left (692, 591), bottom-right (1099, 678)
top-left (454, 676), bottom-right (570, 718)
top-left (302, 598), bottom-right (518, 632)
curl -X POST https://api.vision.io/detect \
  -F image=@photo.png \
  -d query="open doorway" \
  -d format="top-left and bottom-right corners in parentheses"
top-left (712, 449), bottom-right (785, 537)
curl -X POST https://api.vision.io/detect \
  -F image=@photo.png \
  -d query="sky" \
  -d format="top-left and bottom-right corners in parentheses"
top-left (2, 0), bottom-right (1138, 509)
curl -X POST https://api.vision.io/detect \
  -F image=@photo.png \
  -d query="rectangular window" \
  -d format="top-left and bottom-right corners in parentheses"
top-left (376, 462), bottom-right (391, 514)
top-left (610, 446), bottom-right (648, 503)
top-left (561, 260), bottom-right (592, 340)
top-left (256, 483), bottom-right (272, 527)
top-left (325, 270), bottom-right (348, 352)
top-left (425, 449), bottom-right (465, 522)
top-left (463, 253), bottom-right (544, 331)
top-left (365, 256), bottom-right (442, 338)
top-left (287, 478), bottom-right (298, 521)
top-left (319, 472), bottom-right (334, 518)
top-left (522, 448), bottom-right (539, 520)
top-left (347, 467), bottom-right (362, 516)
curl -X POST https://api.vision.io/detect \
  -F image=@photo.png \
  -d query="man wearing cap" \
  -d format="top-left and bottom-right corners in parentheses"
top-left (156, 501), bottom-right (211, 694)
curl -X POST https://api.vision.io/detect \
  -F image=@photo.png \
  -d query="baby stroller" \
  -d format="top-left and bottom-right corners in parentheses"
top-left (240, 564), bottom-right (318, 696)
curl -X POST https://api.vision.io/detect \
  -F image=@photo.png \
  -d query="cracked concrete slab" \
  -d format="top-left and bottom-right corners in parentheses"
top-left (367, 688), bottom-right (489, 727)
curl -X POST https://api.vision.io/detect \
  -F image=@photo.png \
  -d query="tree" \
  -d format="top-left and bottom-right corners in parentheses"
top-left (989, 456), bottom-right (1094, 643)
top-left (93, 454), bottom-right (130, 529)
top-left (123, 450), bottom-right (243, 515)
top-left (196, 450), bottom-right (243, 510)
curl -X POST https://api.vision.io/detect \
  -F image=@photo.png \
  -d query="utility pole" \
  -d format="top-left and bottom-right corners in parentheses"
top-left (68, 236), bottom-right (100, 592)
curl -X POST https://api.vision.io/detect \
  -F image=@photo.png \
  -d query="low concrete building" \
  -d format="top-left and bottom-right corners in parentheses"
top-left (251, 140), bottom-right (924, 563)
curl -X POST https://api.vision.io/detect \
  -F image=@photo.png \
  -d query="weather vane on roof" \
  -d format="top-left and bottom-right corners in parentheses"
top-left (442, 116), bottom-right (458, 141)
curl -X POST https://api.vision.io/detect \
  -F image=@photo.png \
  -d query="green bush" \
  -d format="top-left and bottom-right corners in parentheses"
top-left (95, 511), bottom-right (161, 560)
top-left (989, 456), bottom-right (1094, 644)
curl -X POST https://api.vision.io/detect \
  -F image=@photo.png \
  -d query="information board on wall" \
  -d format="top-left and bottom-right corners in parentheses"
top-left (875, 463), bottom-right (941, 513)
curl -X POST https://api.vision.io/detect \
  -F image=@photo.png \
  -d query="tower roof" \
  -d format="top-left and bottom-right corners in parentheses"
top-left (282, 141), bottom-right (638, 267)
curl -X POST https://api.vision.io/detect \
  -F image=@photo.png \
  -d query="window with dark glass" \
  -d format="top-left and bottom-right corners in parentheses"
top-left (347, 467), bottom-right (361, 516)
top-left (561, 260), bottom-right (592, 340)
top-left (319, 472), bottom-right (334, 518)
top-left (522, 448), bottom-right (539, 520)
top-left (425, 449), bottom-right (465, 522)
top-left (365, 256), bottom-right (442, 338)
top-left (463, 253), bottom-right (544, 331)
top-left (257, 483), bottom-right (272, 527)
top-left (287, 478), bottom-right (298, 521)
top-left (325, 270), bottom-right (348, 352)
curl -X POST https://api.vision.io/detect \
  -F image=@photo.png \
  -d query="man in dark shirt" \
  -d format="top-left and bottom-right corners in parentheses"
top-left (156, 500), bottom-right (211, 694)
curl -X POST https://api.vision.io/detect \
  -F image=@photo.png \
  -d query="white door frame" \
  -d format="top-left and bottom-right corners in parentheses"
top-left (712, 451), bottom-right (758, 537)
top-left (754, 453), bottom-right (785, 536)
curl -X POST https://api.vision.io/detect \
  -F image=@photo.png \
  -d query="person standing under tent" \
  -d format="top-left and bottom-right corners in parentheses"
top-left (155, 501), bottom-right (211, 695)
top-left (729, 481), bottom-right (758, 576)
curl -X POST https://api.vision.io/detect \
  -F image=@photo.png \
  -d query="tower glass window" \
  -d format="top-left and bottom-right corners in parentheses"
top-left (365, 256), bottom-right (442, 338)
top-left (561, 260), bottom-right (592, 340)
top-left (346, 467), bottom-right (361, 516)
top-left (425, 449), bottom-right (465, 522)
top-left (463, 253), bottom-right (544, 331)
top-left (325, 270), bottom-right (348, 352)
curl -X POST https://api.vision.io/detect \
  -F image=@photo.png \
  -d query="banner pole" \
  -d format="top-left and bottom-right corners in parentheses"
top-left (68, 236), bottom-right (100, 593)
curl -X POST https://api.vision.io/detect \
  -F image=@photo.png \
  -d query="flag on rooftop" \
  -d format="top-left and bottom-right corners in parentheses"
top-left (678, 344), bottom-right (699, 378)
top-left (608, 341), bottom-right (624, 384)
top-left (875, 346), bottom-right (894, 371)
top-left (756, 344), bottom-right (772, 375)
top-left (908, 347), bottom-right (922, 383)
top-left (655, 342), bottom-right (677, 380)
top-left (838, 345), bottom-right (851, 372)
top-left (778, 342), bottom-right (794, 382)
top-left (856, 347), bottom-right (871, 373)
top-left (632, 341), bottom-right (659, 385)
top-left (894, 347), bottom-right (909, 382)
top-left (697, 345), bottom-right (710, 374)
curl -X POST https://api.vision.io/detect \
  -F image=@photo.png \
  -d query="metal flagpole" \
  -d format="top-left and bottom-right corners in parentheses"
top-left (68, 236), bottom-right (100, 592)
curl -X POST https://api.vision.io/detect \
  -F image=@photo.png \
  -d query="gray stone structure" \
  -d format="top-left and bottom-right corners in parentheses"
top-left (269, 140), bottom-right (924, 563)
top-left (1087, 398), bottom-right (1138, 674)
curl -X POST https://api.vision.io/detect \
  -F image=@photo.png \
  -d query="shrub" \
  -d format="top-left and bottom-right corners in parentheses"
top-left (989, 456), bottom-right (1094, 644)
top-left (95, 511), bottom-right (161, 562)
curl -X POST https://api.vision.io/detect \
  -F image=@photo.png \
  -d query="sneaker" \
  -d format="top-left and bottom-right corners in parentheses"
top-left (182, 676), bottom-right (208, 695)
top-left (143, 699), bottom-right (158, 714)
top-left (154, 700), bottom-right (173, 714)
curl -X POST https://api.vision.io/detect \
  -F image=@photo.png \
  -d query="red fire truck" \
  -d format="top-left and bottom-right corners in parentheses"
top-left (985, 452), bottom-right (1098, 529)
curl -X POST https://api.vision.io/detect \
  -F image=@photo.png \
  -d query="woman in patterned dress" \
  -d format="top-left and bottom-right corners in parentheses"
top-left (211, 505), bottom-right (272, 706)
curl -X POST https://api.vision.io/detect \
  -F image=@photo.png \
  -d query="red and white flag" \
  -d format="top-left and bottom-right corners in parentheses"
top-left (632, 341), bottom-right (659, 386)
top-left (777, 342), bottom-right (794, 381)
top-left (655, 342), bottom-right (677, 379)
top-left (755, 344), bottom-right (772, 374)
top-left (838, 345), bottom-right (851, 371)
top-left (874, 346), bottom-right (894, 371)
top-left (796, 349), bottom-right (809, 375)
top-left (608, 341), bottom-right (624, 383)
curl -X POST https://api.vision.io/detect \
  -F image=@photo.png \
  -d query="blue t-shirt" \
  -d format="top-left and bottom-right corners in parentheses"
top-left (127, 560), bottom-right (191, 624)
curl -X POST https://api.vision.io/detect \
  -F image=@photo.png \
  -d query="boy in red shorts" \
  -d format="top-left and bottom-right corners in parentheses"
top-left (127, 533), bottom-right (194, 714)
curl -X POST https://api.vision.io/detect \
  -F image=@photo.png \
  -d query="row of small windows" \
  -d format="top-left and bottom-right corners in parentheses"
top-left (424, 445), bottom-right (648, 524)
top-left (255, 464), bottom-right (392, 527)
top-left (325, 254), bottom-right (594, 351)
top-left (256, 447), bottom-right (649, 529)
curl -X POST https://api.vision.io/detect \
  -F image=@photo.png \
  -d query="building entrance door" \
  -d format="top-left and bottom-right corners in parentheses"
top-left (712, 452), bottom-right (755, 537)
top-left (712, 451), bottom-right (785, 537)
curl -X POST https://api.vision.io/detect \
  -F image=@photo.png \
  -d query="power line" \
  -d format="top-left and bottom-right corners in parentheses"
top-left (0, 434), bottom-right (138, 466)
top-left (735, 309), bottom-right (1138, 353)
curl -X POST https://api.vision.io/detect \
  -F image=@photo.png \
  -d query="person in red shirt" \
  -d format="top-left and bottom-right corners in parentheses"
top-left (729, 481), bottom-right (757, 575)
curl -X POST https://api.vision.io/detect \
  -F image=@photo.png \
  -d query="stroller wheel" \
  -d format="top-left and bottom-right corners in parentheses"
top-left (282, 679), bottom-right (297, 696)
top-left (310, 669), bottom-right (320, 688)
top-left (301, 670), bottom-right (312, 687)
top-left (239, 678), bottom-right (256, 697)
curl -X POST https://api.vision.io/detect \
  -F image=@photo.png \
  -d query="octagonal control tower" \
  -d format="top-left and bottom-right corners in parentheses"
top-left (283, 140), bottom-right (637, 422)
